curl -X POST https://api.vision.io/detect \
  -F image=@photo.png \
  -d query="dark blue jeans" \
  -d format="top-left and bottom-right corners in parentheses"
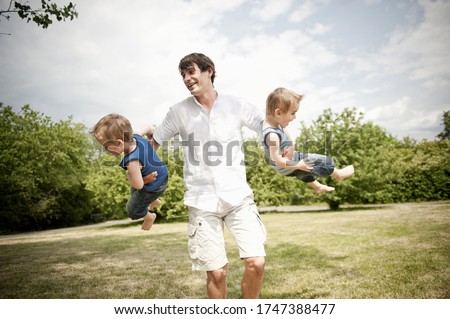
top-left (288, 152), bottom-right (335, 183)
top-left (126, 176), bottom-right (168, 220)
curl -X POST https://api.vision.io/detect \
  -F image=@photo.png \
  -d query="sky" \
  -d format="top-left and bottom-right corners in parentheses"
top-left (0, 0), bottom-right (449, 141)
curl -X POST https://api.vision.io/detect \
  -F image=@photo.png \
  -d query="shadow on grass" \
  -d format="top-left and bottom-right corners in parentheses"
top-left (261, 242), bottom-right (359, 299)
top-left (103, 216), bottom-right (188, 230)
top-left (0, 231), bottom-right (198, 298)
top-left (261, 204), bottom-right (392, 215)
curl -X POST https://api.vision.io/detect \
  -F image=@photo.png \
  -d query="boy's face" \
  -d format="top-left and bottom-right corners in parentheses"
top-left (95, 136), bottom-right (123, 156)
top-left (180, 63), bottom-right (213, 97)
top-left (277, 103), bottom-right (299, 128)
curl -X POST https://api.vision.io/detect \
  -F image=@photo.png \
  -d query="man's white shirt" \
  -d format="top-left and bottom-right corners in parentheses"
top-left (153, 93), bottom-right (263, 212)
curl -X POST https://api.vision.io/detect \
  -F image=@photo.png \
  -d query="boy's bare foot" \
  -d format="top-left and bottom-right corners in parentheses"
top-left (334, 165), bottom-right (355, 181)
top-left (142, 212), bottom-right (157, 231)
top-left (314, 185), bottom-right (335, 194)
top-left (149, 199), bottom-right (161, 211)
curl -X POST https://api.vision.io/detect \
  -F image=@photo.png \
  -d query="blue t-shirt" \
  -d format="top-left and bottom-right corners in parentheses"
top-left (119, 134), bottom-right (168, 192)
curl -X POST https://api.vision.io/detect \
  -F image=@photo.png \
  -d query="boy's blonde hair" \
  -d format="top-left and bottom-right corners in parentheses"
top-left (91, 113), bottom-right (134, 143)
top-left (266, 87), bottom-right (303, 117)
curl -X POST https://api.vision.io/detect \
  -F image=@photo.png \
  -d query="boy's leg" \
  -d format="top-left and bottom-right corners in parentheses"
top-left (141, 211), bottom-right (157, 231)
top-left (331, 165), bottom-right (355, 181)
top-left (303, 153), bottom-right (335, 177)
top-left (141, 199), bottom-right (161, 231)
top-left (149, 199), bottom-right (161, 211)
top-left (126, 187), bottom-right (161, 230)
top-left (307, 180), bottom-right (335, 194)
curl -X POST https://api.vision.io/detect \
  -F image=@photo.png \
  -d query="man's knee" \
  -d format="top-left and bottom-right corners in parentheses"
top-left (244, 256), bottom-right (265, 274)
top-left (207, 265), bottom-right (228, 283)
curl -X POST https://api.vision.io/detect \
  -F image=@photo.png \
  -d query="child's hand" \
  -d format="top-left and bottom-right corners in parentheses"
top-left (298, 160), bottom-right (314, 172)
top-left (282, 147), bottom-right (294, 160)
top-left (142, 171), bottom-right (158, 184)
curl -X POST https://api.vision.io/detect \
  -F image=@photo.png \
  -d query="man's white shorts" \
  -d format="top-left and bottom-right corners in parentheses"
top-left (187, 198), bottom-right (267, 271)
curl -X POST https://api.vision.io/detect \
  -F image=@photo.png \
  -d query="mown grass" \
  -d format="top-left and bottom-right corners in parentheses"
top-left (0, 201), bottom-right (449, 299)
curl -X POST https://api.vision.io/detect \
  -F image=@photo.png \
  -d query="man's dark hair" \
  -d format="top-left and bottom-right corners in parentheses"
top-left (179, 53), bottom-right (216, 84)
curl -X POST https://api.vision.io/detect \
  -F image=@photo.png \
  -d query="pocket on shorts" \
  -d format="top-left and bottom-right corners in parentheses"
top-left (250, 205), bottom-right (267, 244)
top-left (187, 223), bottom-right (199, 260)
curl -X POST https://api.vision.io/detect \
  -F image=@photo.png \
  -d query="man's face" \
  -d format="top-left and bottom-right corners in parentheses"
top-left (180, 63), bottom-right (212, 96)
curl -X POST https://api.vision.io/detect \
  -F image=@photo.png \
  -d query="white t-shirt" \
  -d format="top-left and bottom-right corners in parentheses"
top-left (153, 93), bottom-right (263, 212)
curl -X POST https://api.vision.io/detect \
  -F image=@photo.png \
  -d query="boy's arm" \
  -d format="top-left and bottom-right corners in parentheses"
top-left (281, 130), bottom-right (294, 159)
top-left (135, 125), bottom-right (160, 185)
top-left (266, 132), bottom-right (313, 172)
top-left (126, 160), bottom-right (144, 190)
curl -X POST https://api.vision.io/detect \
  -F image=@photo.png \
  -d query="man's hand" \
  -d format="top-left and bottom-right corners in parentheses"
top-left (142, 171), bottom-right (158, 184)
top-left (135, 125), bottom-right (154, 140)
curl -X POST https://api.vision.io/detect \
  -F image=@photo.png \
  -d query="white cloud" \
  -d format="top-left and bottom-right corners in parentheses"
top-left (289, 0), bottom-right (318, 23)
top-left (365, 96), bottom-right (442, 139)
top-left (306, 23), bottom-right (333, 35)
top-left (357, 0), bottom-right (450, 86)
top-left (366, 96), bottom-right (410, 122)
top-left (0, 0), bottom-right (447, 141)
top-left (364, 0), bottom-right (383, 5)
top-left (251, 0), bottom-right (294, 22)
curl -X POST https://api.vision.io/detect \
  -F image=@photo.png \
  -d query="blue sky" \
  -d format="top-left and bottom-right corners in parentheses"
top-left (0, 0), bottom-right (449, 141)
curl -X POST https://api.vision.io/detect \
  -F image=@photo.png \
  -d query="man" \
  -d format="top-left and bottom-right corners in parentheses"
top-left (145, 53), bottom-right (266, 298)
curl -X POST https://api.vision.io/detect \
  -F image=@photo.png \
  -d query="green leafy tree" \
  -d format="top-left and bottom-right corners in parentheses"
top-left (391, 140), bottom-right (450, 202)
top-left (157, 161), bottom-right (187, 220)
top-left (0, 0), bottom-right (77, 29)
top-left (297, 108), bottom-right (400, 209)
top-left (0, 103), bottom-right (94, 232)
top-left (84, 154), bottom-right (129, 221)
top-left (437, 110), bottom-right (450, 140)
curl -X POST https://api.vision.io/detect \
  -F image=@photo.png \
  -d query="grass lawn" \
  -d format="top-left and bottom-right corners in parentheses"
top-left (0, 201), bottom-right (449, 299)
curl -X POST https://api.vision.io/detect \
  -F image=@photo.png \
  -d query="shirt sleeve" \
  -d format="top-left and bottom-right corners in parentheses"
top-left (242, 100), bottom-right (264, 133)
top-left (153, 107), bottom-right (178, 145)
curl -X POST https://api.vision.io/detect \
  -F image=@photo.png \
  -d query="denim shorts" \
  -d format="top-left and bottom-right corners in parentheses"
top-left (126, 176), bottom-right (168, 220)
top-left (289, 152), bottom-right (335, 183)
top-left (187, 197), bottom-right (267, 271)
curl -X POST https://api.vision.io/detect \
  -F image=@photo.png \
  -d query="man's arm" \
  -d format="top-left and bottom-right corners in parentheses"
top-left (242, 101), bottom-right (264, 133)
top-left (134, 125), bottom-right (161, 151)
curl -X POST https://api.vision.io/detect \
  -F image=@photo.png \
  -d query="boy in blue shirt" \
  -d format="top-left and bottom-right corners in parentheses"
top-left (91, 114), bottom-right (168, 230)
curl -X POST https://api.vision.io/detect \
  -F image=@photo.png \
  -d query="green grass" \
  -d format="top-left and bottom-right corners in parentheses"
top-left (0, 201), bottom-right (449, 299)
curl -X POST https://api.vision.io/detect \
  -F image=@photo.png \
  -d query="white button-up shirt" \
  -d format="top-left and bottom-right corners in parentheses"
top-left (153, 93), bottom-right (264, 212)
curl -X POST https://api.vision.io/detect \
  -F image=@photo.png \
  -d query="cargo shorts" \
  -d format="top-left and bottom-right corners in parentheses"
top-left (187, 198), bottom-right (267, 271)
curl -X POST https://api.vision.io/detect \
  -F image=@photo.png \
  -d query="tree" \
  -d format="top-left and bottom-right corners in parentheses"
top-left (297, 108), bottom-right (400, 209)
top-left (0, 0), bottom-right (78, 29)
top-left (437, 110), bottom-right (450, 140)
top-left (0, 103), bottom-right (94, 232)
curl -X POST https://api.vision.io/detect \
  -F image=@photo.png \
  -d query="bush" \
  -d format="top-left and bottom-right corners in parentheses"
top-left (0, 104), bottom-right (94, 232)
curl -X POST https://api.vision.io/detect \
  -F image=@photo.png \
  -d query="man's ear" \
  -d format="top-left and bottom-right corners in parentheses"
top-left (207, 67), bottom-right (213, 78)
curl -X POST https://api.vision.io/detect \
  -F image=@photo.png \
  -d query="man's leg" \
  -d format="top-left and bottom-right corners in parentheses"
top-left (207, 265), bottom-right (228, 298)
top-left (241, 256), bottom-right (265, 298)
